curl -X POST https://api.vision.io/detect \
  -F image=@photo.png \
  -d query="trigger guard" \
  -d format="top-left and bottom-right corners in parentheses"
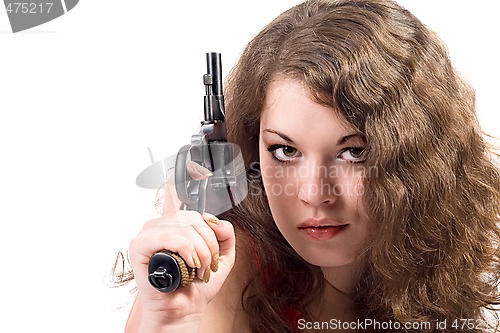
top-left (175, 144), bottom-right (206, 210)
top-left (174, 145), bottom-right (193, 206)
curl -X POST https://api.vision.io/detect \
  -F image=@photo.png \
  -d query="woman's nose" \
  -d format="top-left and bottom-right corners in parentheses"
top-left (297, 162), bottom-right (338, 207)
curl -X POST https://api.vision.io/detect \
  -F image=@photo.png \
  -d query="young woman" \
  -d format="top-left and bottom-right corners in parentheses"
top-left (118, 0), bottom-right (500, 331)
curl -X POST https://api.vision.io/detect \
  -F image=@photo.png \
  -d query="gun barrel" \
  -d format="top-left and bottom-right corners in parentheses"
top-left (204, 52), bottom-right (225, 122)
top-left (207, 52), bottom-right (223, 96)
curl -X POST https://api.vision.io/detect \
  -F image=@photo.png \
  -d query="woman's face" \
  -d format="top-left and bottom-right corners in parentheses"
top-left (259, 79), bottom-right (370, 268)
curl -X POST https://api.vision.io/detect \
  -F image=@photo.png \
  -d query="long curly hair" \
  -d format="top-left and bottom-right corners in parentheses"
top-left (221, 0), bottom-right (500, 332)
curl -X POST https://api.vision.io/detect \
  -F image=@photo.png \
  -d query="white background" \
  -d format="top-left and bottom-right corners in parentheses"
top-left (0, 1), bottom-right (498, 332)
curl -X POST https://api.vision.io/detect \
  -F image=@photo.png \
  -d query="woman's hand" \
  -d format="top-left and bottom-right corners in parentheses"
top-left (128, 163), bottom-right (236, 331)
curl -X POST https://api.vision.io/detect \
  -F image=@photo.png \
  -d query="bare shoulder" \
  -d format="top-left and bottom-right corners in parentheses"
top-left (201, 237), bottom-right (253, 333)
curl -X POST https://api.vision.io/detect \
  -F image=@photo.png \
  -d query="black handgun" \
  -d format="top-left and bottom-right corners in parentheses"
top-left (147, 52), bottom-right (247, 292)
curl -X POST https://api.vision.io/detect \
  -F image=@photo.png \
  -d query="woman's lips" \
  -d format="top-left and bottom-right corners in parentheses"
top-left (298, 218), bottom-right (348, 241)
top-left (299, 225), bottom-right (348, 240)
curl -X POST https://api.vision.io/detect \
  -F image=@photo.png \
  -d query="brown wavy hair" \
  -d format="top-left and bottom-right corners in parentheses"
top-left (221, 0), bottom-right (500, 332)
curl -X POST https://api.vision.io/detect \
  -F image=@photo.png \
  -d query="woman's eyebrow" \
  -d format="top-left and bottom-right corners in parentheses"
top-left (263, 129), bottom-right (361, 146)
top-left (263, 129), bottom-right (295, 144)
top-left (337, 134), bottom-right (362, 145)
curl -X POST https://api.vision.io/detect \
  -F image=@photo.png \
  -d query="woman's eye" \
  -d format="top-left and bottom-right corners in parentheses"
top-left (267, 144), bottom-right (301, 162)
top-left (337, 147), bottom-right (366, 163)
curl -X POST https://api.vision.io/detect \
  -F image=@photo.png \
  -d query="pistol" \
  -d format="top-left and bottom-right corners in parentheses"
top-left (147, 52), bottom-right (247, 292)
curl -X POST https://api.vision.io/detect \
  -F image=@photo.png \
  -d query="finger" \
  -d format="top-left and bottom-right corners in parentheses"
top-left (202, 213), bottom-right (235, 268)
top-left (161, 174), bottom-right (183, 216)
top-left (130, 224), bottom-right (210, 271)
top-left (192, 219), bottom-right (220, 279)
top-left (186, 160), bottom-right (213, 181)
top-left (161, 160), bottom-right (212, 215)
top-left (156, 227), bottom-right (214, 282)
top-left (164, 228), bottom-right (212, 275)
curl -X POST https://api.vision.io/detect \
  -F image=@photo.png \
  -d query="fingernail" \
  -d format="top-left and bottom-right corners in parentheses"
top-left (198, 267), bottom-right (204, 281)
top-left (194, 163), bottom-right (213, 176)
top-left (203, 268), bottom-right (211, 283)
top-left (186, 160), bottom-right (213, 179)
top-left (211, 254), bottom-right (219, 272)
top-left (192, 252), bottom-right (201, 269)
top-left (203, 212), bottom-right (221, 225)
